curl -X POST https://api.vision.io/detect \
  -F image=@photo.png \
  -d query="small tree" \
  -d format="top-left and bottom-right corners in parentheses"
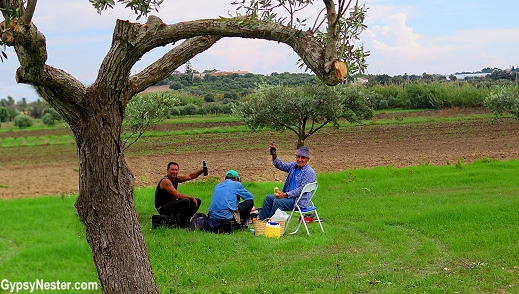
top-left (170, 106), bottom-right (181, 117)
top-left (204, 93), bottom-right (215, 102)
top-left (197, 106), bottom-right (207, 116)
top-left (233, 84), bottom-right (373, 148)
top-left (14, 114), bottom-right (33, 128)
top-left (42, 113), bottom-right (55, 125)
top-left (484, 85), bottom-right (519, 120)
top-left (123, 92), bottom-right (178, 148)
top-left (181, 103), bottom-right (199, 116)
top-left (43, 108), bottom-right (62, 121)
top-left (169, 81), bottom-right (183, 90)
top-left (7, 107), bottom-right (18, 122)
top-left (0, 107), bottom-right (8, 122)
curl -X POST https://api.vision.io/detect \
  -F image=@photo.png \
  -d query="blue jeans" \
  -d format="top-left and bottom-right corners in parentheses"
top-left (259, 195), bottom-right (295, 220)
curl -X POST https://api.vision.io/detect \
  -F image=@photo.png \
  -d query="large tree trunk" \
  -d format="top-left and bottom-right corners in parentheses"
top-left (72, 99), bottom-right (158, 293)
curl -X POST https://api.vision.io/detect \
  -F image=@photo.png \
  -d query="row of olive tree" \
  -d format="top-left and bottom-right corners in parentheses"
top-left (1, 95), bottom-right (63, 123)
top-left (0, 108), bottom-right (63, 128)
top-left (171, 102), bottom-right (233, 117)
top-left (167, 71), bottom-right (318, 96)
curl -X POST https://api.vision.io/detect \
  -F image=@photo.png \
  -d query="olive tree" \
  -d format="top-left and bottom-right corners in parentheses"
top-left (1, 0), bottom-right (368, 292)
top-left (484, 86), bottom-right (519, 121)
top-left (0, 107), bottom-right (8, 122)
top-left (14, 113), bottom-right (32, 128)
top-left (234, 83), bottom-right (373, 148)
top-left (123, 91), bottom-right (178, 148)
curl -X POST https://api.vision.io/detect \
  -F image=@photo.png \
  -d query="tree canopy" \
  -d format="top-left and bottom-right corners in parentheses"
top-left (234, 83), bottom-right (373, 148)
top-left (484, 86), bottom-right (519, 121)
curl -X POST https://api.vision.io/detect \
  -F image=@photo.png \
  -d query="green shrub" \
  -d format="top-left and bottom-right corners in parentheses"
top-left (170, 107), bottom-right (181, 117)
top-left (368, 81), bottom-right (491, 109)
top-left (378, 99), bottom-right (389, 109)
top-left (0, 107), bottom-right (8, 122)
top-left (14, 114), bottom-right (33, 128)
top-left (204, 93), bottom-right (215, 102)
top-left (43, 108), bottom-right (63, 121)
top-left (180, 103), bottom-right (199, 116)
top-left (484, 85), bottom-right (519, 120)
top-left (42, 113), bottom-right (56, 125)
top-left (169, 81), bottom-right (183, 90)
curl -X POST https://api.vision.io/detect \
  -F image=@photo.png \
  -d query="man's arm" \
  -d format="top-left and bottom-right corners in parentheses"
top-left (177, 168), bottom-right (204, 183)
top-left (273, 157), bottom-right (292, 173)
top-left (236, 183), bottom-right (254, 201)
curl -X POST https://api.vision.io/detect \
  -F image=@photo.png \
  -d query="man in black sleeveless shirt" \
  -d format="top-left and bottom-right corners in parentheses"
top-left (155, 162), bottom-right (204, 227)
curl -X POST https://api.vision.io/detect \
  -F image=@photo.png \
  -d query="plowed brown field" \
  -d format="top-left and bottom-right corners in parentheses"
top-left (1, 108), bottom-right (519, 199)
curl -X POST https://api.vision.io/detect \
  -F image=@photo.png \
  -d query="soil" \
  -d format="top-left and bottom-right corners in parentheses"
top-left (1, 108), bottom-right (519, 199)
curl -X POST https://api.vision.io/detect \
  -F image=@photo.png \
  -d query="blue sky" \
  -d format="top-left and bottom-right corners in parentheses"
top-left (1, 0), bottom-right (518, 102)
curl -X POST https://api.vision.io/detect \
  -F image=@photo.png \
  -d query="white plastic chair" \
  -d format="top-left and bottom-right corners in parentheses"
top-left (284, 182), bottom-right (324, 235)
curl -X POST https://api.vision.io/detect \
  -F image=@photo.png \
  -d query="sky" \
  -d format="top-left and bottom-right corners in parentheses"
top-left (1, 0), bottom-right (518, 103)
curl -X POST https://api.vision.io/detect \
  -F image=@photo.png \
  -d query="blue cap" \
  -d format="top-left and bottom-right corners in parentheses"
top-left (296, 146), bottom-right (310, 158)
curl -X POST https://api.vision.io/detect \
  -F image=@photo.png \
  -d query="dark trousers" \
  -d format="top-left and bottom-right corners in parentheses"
top-left (238, 199), bottom-right (254, 222)
top-left (158, 198), bottom-right (202, 227)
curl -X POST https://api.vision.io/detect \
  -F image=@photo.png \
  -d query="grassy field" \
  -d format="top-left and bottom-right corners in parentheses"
top-left (1, 159), bottom-right (518, 293)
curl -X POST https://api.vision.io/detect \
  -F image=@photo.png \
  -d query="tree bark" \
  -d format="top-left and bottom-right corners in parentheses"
top-left (73, 99), bottom-right (159, 293)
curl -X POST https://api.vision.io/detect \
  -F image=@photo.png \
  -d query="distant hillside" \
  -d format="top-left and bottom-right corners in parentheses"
top-left (145, 72), bottom-right (318, 98)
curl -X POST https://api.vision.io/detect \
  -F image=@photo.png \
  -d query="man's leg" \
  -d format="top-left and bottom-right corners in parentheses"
top-left (270, 197), bottom-right (295, 214)
top-left (238, 199), bottom-right (254, 223)
top-left (178, 198), bottom-right (202, 228)
top-left (158, 199), bottom-right (190, 226)
top-left (187, 198), bottom-right (202, 218)
top-left (259, 195), bottom-right (275, 220)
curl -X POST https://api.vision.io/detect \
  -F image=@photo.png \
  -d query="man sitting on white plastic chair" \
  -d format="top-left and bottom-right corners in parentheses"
top-left (259, 143), bottom-right (316, 220)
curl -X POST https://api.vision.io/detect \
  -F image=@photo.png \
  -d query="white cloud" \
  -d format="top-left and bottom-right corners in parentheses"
top-left (362, 8), bottom-right (519, 75)
top-left (190, 38), bottom-right (296, 74)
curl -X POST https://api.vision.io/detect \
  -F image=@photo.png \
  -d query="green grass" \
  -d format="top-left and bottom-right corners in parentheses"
top-left (1, 160), bottom-right (519, 293)
top-left (0, 196), bottom-right (99, 292)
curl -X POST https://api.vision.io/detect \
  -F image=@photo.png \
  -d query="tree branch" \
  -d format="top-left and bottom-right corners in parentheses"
top-left (308, 118), bottom-right (331, 136)
top-left (21, 0), bottom-right (37, 24)
top-left (98, 16), bottom-right (343, 89)
top-left (323, 0), bottom-right (339, 71)
top-left (129, 35), bottom-right (221, 98)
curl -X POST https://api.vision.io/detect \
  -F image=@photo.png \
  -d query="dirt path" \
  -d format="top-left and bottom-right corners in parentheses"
top-left (1, 116), bottom-right (519, 199)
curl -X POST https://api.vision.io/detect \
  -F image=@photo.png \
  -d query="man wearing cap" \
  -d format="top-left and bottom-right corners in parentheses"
top-left (207, 170), bottom-right (255, 229)
top-left (155, 161), bottom-right (204, 227)
top-left (259, 143), bottom-right (316, 220)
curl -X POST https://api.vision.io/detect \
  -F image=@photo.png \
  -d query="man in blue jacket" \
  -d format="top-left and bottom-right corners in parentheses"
top-left (207, 170), bottom-right (254, 229)
top-left (259, 144), bottom-right (316, 220)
